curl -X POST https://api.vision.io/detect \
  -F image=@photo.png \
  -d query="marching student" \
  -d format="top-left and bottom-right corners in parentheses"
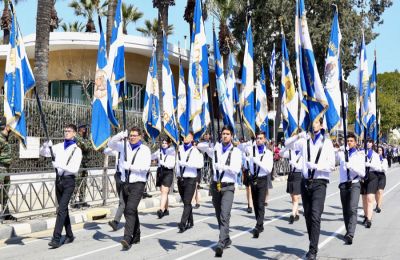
top-left (361, 139), bottom-right (380, 228)
top-left (151, 138), bottom-right (176, 219)
top-left (176, 131), bottom-right (204, 232)
top-left (198, 125), bottom-right (242, 257)
top-left (246, 131), bottom-right (273, 238)
top-left (284, 118), bottom-right (335, 260)
top-left (279, 147), bottom-right (303, 224)
top-left (108, 127), bottom-right (151, 250)
top-left (237, 139), bottom-right (254, 214)
top-left (40, 124), bottom-right (82, 248)
top-left (375, 146), bottom-right (388, 213)
top-left (336, 132), bottom-right (365, 245)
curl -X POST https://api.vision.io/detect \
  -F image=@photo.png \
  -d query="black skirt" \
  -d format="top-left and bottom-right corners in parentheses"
top-left (156, 167), bottom-right (174, 188)
top-left (376, 172), bottom-right (386, 190)
top-left (360, 171), bottom-right (378, 195)
top-left (286, 172), bottom-right (302, 195)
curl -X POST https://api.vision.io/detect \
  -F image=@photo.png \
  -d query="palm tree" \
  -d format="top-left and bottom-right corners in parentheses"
top-left (68, 0), bottom-right (107, 33)
top-left (184, 0), bottom-right (208, 41)
top-left (1, 0), bottom-right (23, 44)
top-left (60, 21), bottom-right (85, 32)
top-left (136, 18), bottom-right (173, 38)
top-left (50, 0), bottom-right (59, 32)
top-left (106, 0), bottom-right (116, 53)
top-left (34, 0), bottom-right (53, 98)
top-left (121, 2), bottom-right (142, 35)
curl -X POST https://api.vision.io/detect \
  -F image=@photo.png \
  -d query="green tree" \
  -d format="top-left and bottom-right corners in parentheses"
top-left (136, 18), bottom-right (174, 38)
top-left (1, 0), bottom-right (24, 44)
top-left (121, 2), bottom-right (143, 35)
top-left (60, 21), bottom-right (85, 32)
top-left (69, 0), bottom-right (108, 33)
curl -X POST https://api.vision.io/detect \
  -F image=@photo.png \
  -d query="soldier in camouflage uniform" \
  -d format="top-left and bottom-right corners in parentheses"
top-left (0, 117), bottom-right (15, 221)
top-left (72, 125), bottom-right (92, 208)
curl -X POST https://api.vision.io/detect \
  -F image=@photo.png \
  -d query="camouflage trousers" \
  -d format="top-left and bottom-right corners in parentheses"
top-left (72, 170), bottom-right (88, 204)
top-left (0, 175), bottom-right (10, 212)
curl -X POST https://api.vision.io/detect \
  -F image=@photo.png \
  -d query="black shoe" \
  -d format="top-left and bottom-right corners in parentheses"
top-left (305, 251), bottom-right (317, 260)
top-left (344, 234), bottom-right (353, 245)
top-left (132, 230), bottom-right (140, 244)
top-left (215, 245), bottom-right (223, 257)
top-left (252, 228), bottom-right (259, 238)
top-left (362, 216), bottom-right (367, 225)
top-left (163, 209), bottom-right (169, 216)
top-left (4, 214), bottom-right (17, 221)
top-left (186, 221), bottom-right (194, 230)
top-left (223, 238), bottom-right (232, 248)
top-left (80, 202), bottom-right (90, 208)
top-left (247, 207), bottom-right (253, 214)
top-left (194, 203), bottom-right (200, 209)
top-left (48, 240), bottom-right (61, 248)
top-left (157, 209), bottom-right (164, 219)
top-left (108, 220), bottom-right (119, 231)
top-left (120, 239), bottom-right (131, 250)
top-left (64, 236), bottom-right (75, 244)
top-left (375, 207), bottom-right (382, 213)
top-left (264, 202), bottom-right (268, 207)
top-left (142, 193), bottom-right (152, 199)
top-left (294, 214), bottom-right (300, 221)
top-left (366, 220), bottom-right (372, 228)
top-left (289, 215), bottom-right (295, 224)
top-left (178, 223), bottom-right (186, 233)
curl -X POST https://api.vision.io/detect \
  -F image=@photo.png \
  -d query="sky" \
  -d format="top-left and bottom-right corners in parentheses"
top-left (10, 0), bottom-right (400, 86)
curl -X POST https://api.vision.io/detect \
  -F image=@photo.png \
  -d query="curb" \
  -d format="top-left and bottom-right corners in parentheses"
top-left (0, 189), bottom-right (210, 241)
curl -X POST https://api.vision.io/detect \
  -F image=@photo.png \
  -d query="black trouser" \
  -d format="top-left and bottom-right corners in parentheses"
top-left (122, 182), bottom-right (145, 244)
top-left (339, 182), bottom-right (361, 237)
top-left (180, 177), bottom-right (197, 226)
top-left (250, 176), bottom-right (268, 229)
top-left (211, 182), bottom-right (235, 246)
top-left (53, 175), bottom-right (75, 241)
top-left (301, 179), bottom-right (327, 254)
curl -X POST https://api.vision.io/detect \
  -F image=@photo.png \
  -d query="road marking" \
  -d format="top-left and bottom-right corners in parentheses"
top-left (317, 179), bottom-right (400, 252)
top-left (176, 190), bottom-right (341, 260)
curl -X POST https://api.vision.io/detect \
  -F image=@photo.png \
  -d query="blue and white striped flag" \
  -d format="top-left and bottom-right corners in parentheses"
top-left (295, 0), bottom-right (328, 131)
top-left (213, 29), bottom-right (234, 130)
top-left (177, 52), bottom-right (189, 138)
top-left (226, 51), bottom-right (238, 114)
top-left (256, 66), bottom-right (269, 138)
top-left (162, 32), bottom-right (179, 144)
top-left (367, 53), bottom-right (377, 141)
top-left (107, 0), bottom-right (124, 101)
top-left (269, 44), bottom-right (277, 97)
top-left (143, 46), bottom-right (161, 142)
top-left (281, 32), bottom-right (299, 138)
top-left (323, 7), bottom-right (341, 134)
top-left (241, 19), bottom-right (255, 137)
top-left (188, 0), bottom-right (209, 140)
top-left (91, 17), bottom-right (119, 150)
top-left (4, 10), bottom-right (35, 146)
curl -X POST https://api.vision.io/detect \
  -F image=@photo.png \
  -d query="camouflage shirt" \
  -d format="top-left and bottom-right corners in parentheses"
top-left (75, 135), bottom-right (91, 166)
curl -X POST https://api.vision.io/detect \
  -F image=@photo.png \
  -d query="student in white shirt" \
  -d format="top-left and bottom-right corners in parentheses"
top-left (40, 124), bottom-right (82, 248)
top-left (108, 126), bottom-right (151, 250)
top-left (375, 146), bottom-right (389, 213)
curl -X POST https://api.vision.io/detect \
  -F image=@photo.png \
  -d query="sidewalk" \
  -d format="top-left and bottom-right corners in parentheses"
top-left (0, 175), bottom-right (288, 241)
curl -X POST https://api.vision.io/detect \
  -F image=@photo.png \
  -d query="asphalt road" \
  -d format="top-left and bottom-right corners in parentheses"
top-left (1, 165), bottom-right (399, 260)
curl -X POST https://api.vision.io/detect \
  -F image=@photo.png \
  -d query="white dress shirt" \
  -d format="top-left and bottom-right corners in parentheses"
top-left (151, 147), bottom-right (176, 169)
top-left (280, 149), bottom-right (303, 173)
top-left (337, 149), bottom-right (366, 184)
top-left (40, 142), bottom-right (82, 176)
top-left (243, 145), bottom-right (273, 177)
top-left (366, 150), bottom-right (381, 172)
top-left (176, 145), bottom-right (204, 178)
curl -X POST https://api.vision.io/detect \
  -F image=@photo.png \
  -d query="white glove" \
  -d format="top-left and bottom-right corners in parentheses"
top-left (214, 163), bottom-right (223, 171)
top-left (365, 162), bottom-right (372, 167)
top-left (298, 131), bottom-right (307, 140)
top-left (289, 161), bottom-right (298, 168)
top-left (123, 161), bottom-right (132, 171)
top-left (179, 161), bottom-right (188, 168)
top-left (44, 140), bottom-right (53, 148)
top-left (339, 146), bottom-right (346, 152)
top-left (345, 162), bottom-right (353, 171)
top-left (52, 161), bottom-right (59, 169)
top-left (116, 130), bottom-right (128, 140)
top-left (306, 162), bottom-right (318, 170)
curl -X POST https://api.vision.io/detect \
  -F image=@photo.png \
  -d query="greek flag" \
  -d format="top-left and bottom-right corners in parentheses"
top-left (269, 44), bottom-right (277, 97)
top-left (281, 32), bottom-right (299, 138)
top-left (91, 17), bottom-right (119, 150)
top-left (323, 7), bottom-right (341, 134)
top-left (355, 32), bottom-right (369, 138)
top-left (107, 0), bottom-right (124, 101)
top-left (3, 10), bottom-right (35, 146)
top-left (295, 0), bottom-right (328, 130)
top-left (188, 0), bottom-right (209, 140)
top-left (226, 51), bottom-right (238, 114)
top-left (162, 32), bottom-right (179, 144)
top-left (241, 19), bottom-right (255, 137)
top-left (143, 47), bottom-right (161, 142)
top-left (213, 29), bottom-right (234, 130)
top-left (367, 53), bottom-right (377, 141)
top-left (256, 66), bottom-right (269, 138)
top-left (177, 52), bottom-right (189, 138)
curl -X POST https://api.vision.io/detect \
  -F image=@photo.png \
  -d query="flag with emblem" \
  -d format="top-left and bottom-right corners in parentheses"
top-left (269, 43), bottom-right (276, 97)
top-left (355, 32), bottom-right (368, 138)
top-left (3, 10), bottom-right (35, 146)
top-left (226, 51), bottom-right (238, 115)
top-left (256, 66), bottom-right (269, 138)
top-left (177, 49), bottom-right (189, 138)
top-left (367, 52), bottom-right (377, 141)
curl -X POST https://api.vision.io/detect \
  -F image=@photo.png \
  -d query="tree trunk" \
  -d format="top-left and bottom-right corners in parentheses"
top-left (1, 4), bottom-right (11, 45)
top-left (106, 0), bottom-right (117, 54)
top-left (156, 4), bottom-right (169, 118)
top-left (33, 0), bottom-right (52, 99)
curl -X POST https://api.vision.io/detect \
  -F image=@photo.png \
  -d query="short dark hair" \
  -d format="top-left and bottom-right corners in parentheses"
top-left (221, 125), bottom-right (234, 135)
top-left (129, 126), bottom-right (142, 136)
top-left (188, 131), bottom-right (194, 137)
top-left (65, 124), bottom-right (77, 132)
top-left (161, 137), bottom-right (171, 144)
top-left (367, 138), bottom-right (374, 143)
top-left (256, 131), bottom-right (266, 137)
top-left (347, 132), bottom-right (356, 140)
